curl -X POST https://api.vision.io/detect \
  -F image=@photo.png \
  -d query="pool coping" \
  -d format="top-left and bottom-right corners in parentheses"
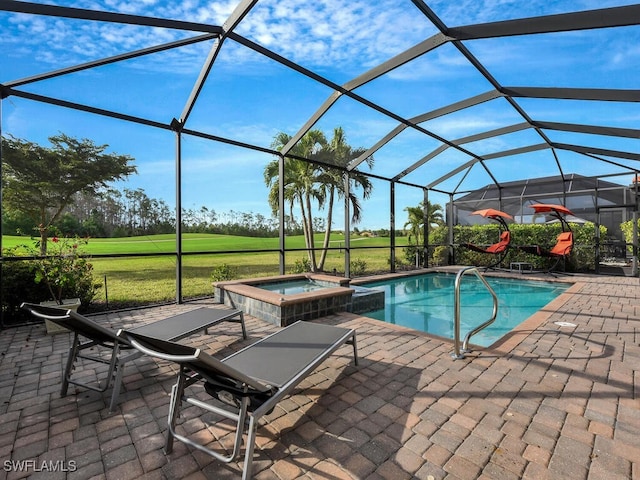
top-left (486, 279), bottom-right (583, 353)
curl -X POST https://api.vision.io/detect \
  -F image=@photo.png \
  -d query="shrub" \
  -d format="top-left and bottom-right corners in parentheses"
top-left (431, 246), bottom-right (450, 266)
top-left (403, 245), bottom-right (423, 266)
top-left (350, 258), bottom-right (367, 276)
top-left (388, 254), bottom-right (407, 269)
top-left (1, 249), bottom-right (50, 324)
top-left (211, 263), bottom-right (237, 281)
top-left (621, 219), bottom-right (639, 254)
top-left (452, 222), bottom-right (603, 271)
top-left (34, 236), bottom-right (100, 306)
top-left (289, 257), bottom-right (312, 274)
top-left (415, 222), bottom-right (603, 271)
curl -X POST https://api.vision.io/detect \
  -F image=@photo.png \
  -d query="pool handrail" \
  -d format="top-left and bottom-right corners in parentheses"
top-left (452, 266), bottom-right (499, 360)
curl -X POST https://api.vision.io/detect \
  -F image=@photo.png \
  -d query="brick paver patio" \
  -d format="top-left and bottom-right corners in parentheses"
top-left (0, 271), bottom-right (638, 479)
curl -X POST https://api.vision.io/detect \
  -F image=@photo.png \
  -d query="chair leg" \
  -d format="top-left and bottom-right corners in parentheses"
top-left (241, 416), bottom-right (258, 480)
top-left (239, 312), bottom-right (247, 339)
top-left (61, 334), bottom-right (81, 397)
top-left (349, 334), bottom-right (359, 366)
top-left (165, 370), bottom-right (187, 454)
top-left (108, 347), bottom-right (125, 413)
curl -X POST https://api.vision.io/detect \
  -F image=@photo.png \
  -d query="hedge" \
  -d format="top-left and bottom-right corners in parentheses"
top-left (425, 222), bottom-right (605, 272)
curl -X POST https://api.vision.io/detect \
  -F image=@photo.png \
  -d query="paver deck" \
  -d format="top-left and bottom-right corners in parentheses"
top-left (0, 271), bottom-right (638, 479)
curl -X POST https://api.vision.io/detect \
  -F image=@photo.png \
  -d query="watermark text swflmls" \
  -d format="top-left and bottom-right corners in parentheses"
top-left (3, 459), bottom-right (77, 472)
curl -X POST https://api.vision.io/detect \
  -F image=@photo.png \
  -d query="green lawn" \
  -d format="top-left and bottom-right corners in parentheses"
top-left (2, 232), bottom-right (404, 255)
top-left (3, 233), bottom-right (289, 254)
top-left (3, 233), bottom-right (411, 308)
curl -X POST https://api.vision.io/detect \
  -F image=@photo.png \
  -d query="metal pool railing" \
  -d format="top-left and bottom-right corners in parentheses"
top-left (451, 266), bottom-right (499, 360)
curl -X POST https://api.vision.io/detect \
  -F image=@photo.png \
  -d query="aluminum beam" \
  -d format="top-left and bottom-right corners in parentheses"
top-left (393, 122), bottom-right (531, 181)
top-left (5, 34), bottom-right (217, 89)
top-left (393, 145), bottom-right (448, 182)
top-left (348, 90), bottom-right (503, 170)
top-left (427, 160), bottom-right (476, 190)
top-left (577, 151), bottom-right (640, 173)
top-left (279, 33), bottom-right (449, 157)
top-left (179, 0), bottom-right (258, 125)
top-left (1, 87), bottom-right (170, 130)
top-left (504, 87), bottom-right (640, 102)
top-left (481, 143), bottom-right (549, 160)
top-left (533, 121), bottom-right (640, 139)
top-left (425, 143), bottom-right (549, 190)
top-left (343, 33), bottom-right (450, 91)
top-left (0, 0), bottom-right (223, 33)
top-left (447, 4), bottom-right (640, 40)
top-left (553, 143), bottom-right (640, 162)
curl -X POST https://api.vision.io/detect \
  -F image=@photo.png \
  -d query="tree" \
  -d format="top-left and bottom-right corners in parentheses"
top-left (265, 128), bottom-right (374, 272)
top-left (265, 130), bottom-right (328, 270)
top-left (2, 134), bottom-right (136, 253)
top-left (315, 127), bottom-right (373, 270)
top-left (403, 201), bottom-right (444, 246)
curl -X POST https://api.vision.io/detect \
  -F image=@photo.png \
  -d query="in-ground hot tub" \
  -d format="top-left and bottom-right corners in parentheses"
top-left (214, 273), bottom-right (383, 326)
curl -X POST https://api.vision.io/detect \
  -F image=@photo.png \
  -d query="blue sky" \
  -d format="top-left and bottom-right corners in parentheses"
top-left (2, 0), bottom-right (639, 229)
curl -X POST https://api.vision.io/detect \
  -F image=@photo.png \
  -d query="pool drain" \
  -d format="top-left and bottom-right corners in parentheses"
top-left (554, 321), bottom-right (576, 327)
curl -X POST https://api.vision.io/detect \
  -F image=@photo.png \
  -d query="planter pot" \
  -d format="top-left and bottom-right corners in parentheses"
top-left (40, 298), bottom-right (81, 334)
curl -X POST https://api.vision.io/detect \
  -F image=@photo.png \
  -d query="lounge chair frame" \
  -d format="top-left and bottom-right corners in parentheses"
top-left (119, 320), bottom-right (358, 480)
top-left (21, 303), bottom-right (246, 411)
top-left (543, 230), bottom-right (574, 274)
top-left (460, 212), bottom-right (512, 270)
top-left (462, 229), bottom-right (511, 270)
top-left (518, 205), bottom-right (575, 274)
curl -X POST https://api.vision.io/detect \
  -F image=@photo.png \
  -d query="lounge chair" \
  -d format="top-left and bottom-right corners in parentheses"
top-left (517, 203), bottom-right (575, 273)
top-left (462, 230), bottom-right (511, 257)
top-left (460, 208), bottom-right (513, 269)
top-left (519, 230), bottom-right (574, 272)
top-left (118, 320), bottom-right (358, 480)
top-left (20, 303), bottom-right (246, 411)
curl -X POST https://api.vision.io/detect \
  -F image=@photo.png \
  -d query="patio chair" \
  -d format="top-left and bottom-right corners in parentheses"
top-left (517, 203), bottom-right (575, 273)
top-left (519, 230), bottom-right (574, 273)
top-left (20, 303), bottom-right (246, 411)
top-left (462, 230), bottom-right (511, 268)
top-left (118, 320), bottom-right (358, 480)
top-left (460, 208), bottom-right (513, 269)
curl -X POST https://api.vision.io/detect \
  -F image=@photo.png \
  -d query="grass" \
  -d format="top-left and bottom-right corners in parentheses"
top-left (3, 233), bottom-right (411, 308)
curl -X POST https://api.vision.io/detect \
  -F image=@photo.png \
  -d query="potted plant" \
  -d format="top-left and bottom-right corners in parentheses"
top-left (35, 236), bottom-right (99, 333)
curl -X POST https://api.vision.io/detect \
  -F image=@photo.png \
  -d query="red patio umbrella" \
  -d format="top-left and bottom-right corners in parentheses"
top-left (471, 208), bottom-right (514, 221)
top-left (528, 203), bottom-right (575, 216)
top-left (529, 203), bottom-right (575, 231)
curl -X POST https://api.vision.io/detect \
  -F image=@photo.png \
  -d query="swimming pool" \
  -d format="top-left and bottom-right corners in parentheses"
top-left (361, 273), bottom-right (570, 347)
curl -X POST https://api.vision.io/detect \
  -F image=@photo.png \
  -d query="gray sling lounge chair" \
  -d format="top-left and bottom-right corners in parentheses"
top-left (21, 303), bottom-right (246, 411)
top-left (118, 320), bottom-right (358, 480)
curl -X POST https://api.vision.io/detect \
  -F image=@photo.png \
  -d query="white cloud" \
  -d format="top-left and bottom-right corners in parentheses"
top-left (4, 0), bottom-right (638, 82)
top-left (0, 0), bottom-right (434, 74)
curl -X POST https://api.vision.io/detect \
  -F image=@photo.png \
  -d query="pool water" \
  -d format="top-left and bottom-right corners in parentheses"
top-left (258, 280), bottom-right (326, 295)
top-left (362, 273), bottom-right (570, 347)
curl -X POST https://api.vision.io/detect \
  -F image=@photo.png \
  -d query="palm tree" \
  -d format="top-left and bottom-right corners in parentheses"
top-left (404, 205), bottom-right (424, 247)
top-left (265, 130), bottom-right (328, 270)
top-left (315, 127), bottom-right (374, 270)
top-left (403, 201), bottom-right (444, 246)
top-left (265, 127), bottom-right (374, 272)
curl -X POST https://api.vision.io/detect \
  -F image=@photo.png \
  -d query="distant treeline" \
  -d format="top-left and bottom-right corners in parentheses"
top-left (1, 188), bottom-right (304, 239)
